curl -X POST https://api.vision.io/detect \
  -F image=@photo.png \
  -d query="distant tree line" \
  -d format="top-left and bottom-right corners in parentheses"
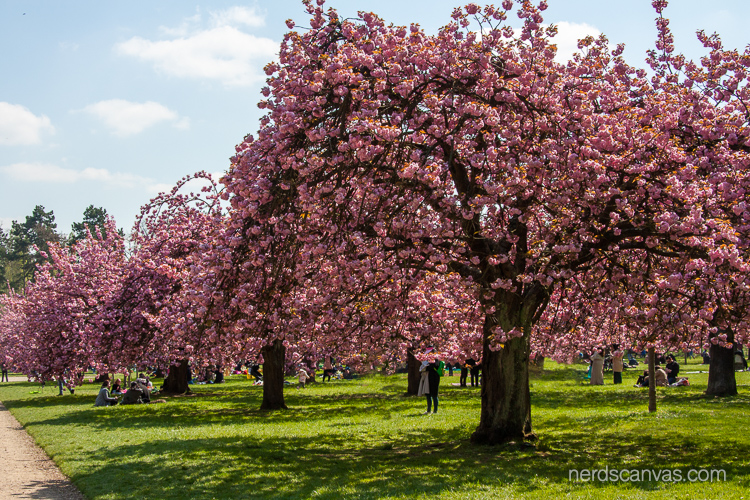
top-left (0, 205), bottom-right (118, 294)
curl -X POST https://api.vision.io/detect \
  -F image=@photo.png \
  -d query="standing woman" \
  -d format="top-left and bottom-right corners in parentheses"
top-left (417, 359), bottom-right (430, 412)
top-left (590, 348), bottom-right (605, 386)
top-left (612, 348), bottom-right (624, 385)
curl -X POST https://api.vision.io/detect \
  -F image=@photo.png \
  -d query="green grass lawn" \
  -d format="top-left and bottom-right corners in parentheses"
top-left (0, 359), bottom-right (748, 499)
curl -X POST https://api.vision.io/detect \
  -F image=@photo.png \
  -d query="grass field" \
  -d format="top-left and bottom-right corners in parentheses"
top-left (0, 359), bottom-right (748, 499)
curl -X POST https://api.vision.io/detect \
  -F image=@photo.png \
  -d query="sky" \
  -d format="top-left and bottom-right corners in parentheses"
top-left (1, 0), bottom-right (748, 235)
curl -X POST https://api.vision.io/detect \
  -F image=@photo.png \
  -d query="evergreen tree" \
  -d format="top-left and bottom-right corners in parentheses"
top-left (69, 205), bottom-right (110, 245)
top-left (7, 205), bottom-right (61, 292)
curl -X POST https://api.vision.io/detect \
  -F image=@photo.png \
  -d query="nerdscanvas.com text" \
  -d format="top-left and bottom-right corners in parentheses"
top-left (568, 467), bottom-right (726, 483)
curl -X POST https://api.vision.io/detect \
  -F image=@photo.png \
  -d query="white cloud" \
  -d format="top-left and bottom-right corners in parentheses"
top-left (115, 7), bottom-right (276, 87)
top-left (0, 102), bottom-right (55, 146)
top-left (0, 217), bottom-right (13, 231)
top-left (81, 99), bottom-right (187, 137)
top-left (1, 162), bottom-right (161, 190)
top-left (550, 22), bottom-right (603, 63)
top-left (159, 12), bottom-right (202, 37)
top-left (209, 6), bottom-right (265, 29)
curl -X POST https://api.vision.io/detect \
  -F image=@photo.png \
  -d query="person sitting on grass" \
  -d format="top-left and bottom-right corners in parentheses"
top-left (297, 365), bottom-right (309, 388)
top-left (665, 355), bottom-right (680, 385)
top-left (94, 380), bottom-right (118, 407)
top-left (121, 382), bottom-right (145, 405)
top-left (635, 366), bottom-right (669, 387)
top-left (735, 349), bottom-right (748, 371)
top-left (111, 378), bottom-right (123, 395)
top-left (214, 366), bottom-right (225, 384)
top-left (136, 373), bottom-right (153, 390)
top-left (135, 374), bottom-right (152, 402)
top-left (249, 364), bottom-right (263, 382)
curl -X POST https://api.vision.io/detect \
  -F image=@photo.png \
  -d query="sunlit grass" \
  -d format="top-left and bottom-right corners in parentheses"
top-left (0, 358), bottom-right (748, 499)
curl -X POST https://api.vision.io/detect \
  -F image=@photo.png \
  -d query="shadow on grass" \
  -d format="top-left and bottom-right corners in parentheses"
top-left (69, 421), bottom-right (750, 500)
top-left (5, 373), bottom-right (750, 499)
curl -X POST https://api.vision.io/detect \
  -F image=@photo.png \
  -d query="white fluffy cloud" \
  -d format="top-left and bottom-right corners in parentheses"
top-left (1, 162), bottom-right (160, 190)
top-left (82, 99), bottom-right (188, 137)
top-left (550, 22), bottom-right (604, 62)
top-left (0, 102), bottom-right (55, 146)
top-left (209, 6), bottom-right (265, 29)
top-left (116, 6), bottom-right (277, 87)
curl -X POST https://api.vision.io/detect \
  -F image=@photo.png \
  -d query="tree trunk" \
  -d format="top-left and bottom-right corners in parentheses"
top-left (260, 338), bottom-right (287, 410)
top-left (471, 321), bottom-right (533, 445)
top-left (530, 355), bottom-right (545, 373)
top-left (405, 349), bottom-right (420, 396)
top-left (162, 358), bottom-right (191, 394)
top-left (647, 347), bottom-right (656, 413)
top-left (706, 331), bottom-right (737, 396)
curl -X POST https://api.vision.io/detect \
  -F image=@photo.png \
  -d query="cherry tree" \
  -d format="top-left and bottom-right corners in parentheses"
top-left (110, 172), bottom-right (227, 393)
top-left (4, 220), bottom-right (126, 383)
top-left (0, 289), bottom-right (28, 375)
top-left (644, 0), bottom-right (750, 395)
top-left (211, 0), bottom-right (750, 444)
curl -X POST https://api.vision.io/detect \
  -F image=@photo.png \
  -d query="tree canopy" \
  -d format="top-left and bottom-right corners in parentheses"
top-left (1, 0), bottom-right (749, 445)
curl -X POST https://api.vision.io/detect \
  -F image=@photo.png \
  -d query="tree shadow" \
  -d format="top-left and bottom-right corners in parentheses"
top-left (4, 373), bottom-right (750, 498)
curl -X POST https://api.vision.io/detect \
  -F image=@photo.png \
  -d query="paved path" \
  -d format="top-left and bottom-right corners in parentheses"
top-left (0, 378), bottom-right (86, 499)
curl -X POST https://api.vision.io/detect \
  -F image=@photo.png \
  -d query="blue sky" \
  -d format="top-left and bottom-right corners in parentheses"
top-left (1, 0), bottom-right (748, 235)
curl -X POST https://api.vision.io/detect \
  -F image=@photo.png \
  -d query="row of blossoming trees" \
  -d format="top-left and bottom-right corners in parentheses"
top-left (1, 0), bottom-right (749, 444)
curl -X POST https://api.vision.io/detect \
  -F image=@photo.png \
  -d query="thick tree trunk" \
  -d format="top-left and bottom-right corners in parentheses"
top-left (471, 325), bottom-right (533, 445)
top-left (706, 332), bottom-right (737, 396)
top-left (260, 339), bottom-right (287, 410)
top-left (405, 349), bottom-right (420, 396)
top-left (647, 347), bottom-right (656, 413)
top-left (162, 358), bottom-right (191, 394)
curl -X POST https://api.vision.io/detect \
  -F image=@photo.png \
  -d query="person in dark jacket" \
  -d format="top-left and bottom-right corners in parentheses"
top-left (459, 364), bottom-right (468, 387)
top-left (424, 360), bottom-right (442, 414)
top-left (135, 375), bottom-right (151, 403)
top-left (121, 382), bottom-right (144, 405)
top-left (470, 361), bottom-right (482, 387)
top-left (461, 358), bottom-right (475, 387)
top-left (665, 355), bottom-right (680, 385)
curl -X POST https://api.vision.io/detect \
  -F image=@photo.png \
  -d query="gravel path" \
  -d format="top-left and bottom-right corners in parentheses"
top-left (0, 378), bottom-right (86, 499)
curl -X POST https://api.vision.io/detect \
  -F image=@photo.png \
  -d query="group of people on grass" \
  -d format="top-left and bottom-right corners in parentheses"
top-left (586, 348), bottom-right (690, 387)
top-left (587, 348), bottom-right (624, 386)
top-left (94, 373), bottom-right (156, 407)
top-left (634, 355), bottom-right (685, 387)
